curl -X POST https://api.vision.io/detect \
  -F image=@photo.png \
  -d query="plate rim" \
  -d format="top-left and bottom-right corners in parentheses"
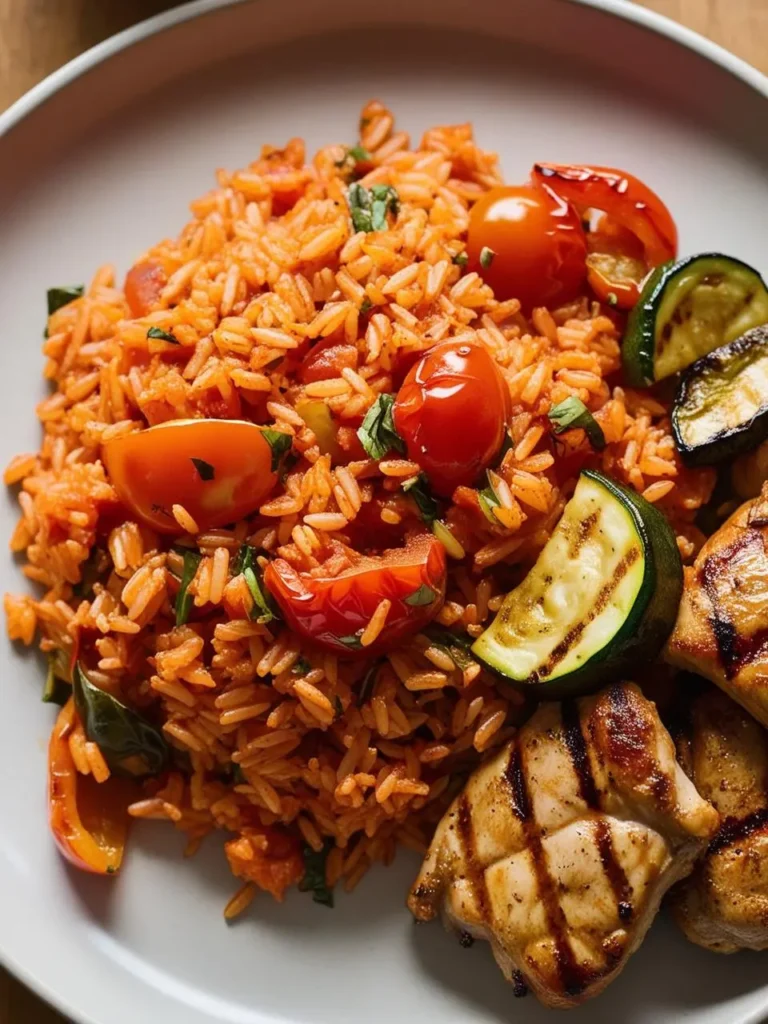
top-left (2, 1), bottom-right (768, 1022)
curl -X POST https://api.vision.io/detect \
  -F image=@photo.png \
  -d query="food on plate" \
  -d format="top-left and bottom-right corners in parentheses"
top-left (671, 684), bottom-right (768, 953)
top-left (408, 683), bottom-right (719, 1008)
top-left (6, 98), bottom-right (768, 1008)
top-left (623, 254), bottom-right (768, 386)
top-left (666, 484), bottom-right (768, 728)
top-left (672, 325), bottom-right (768, 467)
top-left (471, 470), bottom-right (682, 696)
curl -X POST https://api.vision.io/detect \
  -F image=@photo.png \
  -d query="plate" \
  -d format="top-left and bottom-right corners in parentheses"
top-left (2, 1), bottom-right (768, 1022)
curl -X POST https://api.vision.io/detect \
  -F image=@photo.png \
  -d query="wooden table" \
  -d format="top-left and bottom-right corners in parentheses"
top-left (0, 0), bottom-right (766, 1020)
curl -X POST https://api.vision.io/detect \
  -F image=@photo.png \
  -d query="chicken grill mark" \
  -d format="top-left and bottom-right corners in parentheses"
top-left (408, 683), bottom-right (718, 1008)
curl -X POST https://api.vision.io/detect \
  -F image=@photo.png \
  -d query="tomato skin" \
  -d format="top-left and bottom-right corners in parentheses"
top-left (49, 699), bottom-right (133, 875)
top-left (393, 341), bottom-right (511, 497)
top-left (466, 184), bottom-right (588, 311)
top-left (102, 419), bottom-right (281, 534)
top-left (300, 340), bottom-right (359, 384)
top-left (531, 163), bottom-right (678, 309)
top-left (264, 533), bottom-right (447, 655)
top-left (124, 260), bottom-right (167, 318)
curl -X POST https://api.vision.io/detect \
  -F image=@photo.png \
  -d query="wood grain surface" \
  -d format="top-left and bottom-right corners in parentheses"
top-left (0, 0), bottom-right (764, 1021)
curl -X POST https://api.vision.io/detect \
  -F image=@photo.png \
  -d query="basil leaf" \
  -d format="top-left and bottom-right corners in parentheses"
top-left (548, 396), bottom-right (606, 451)
top-left (298, 840), bottom-right (334, 908)
top-left (478, 480), bottom-right (501, 525)
top-left (47, 285), bottom-right (84, 316)
top-left (175, 549), bottom-right (202, 625)
top-left (243, 563), bottom-right (279, 625)
top-left (73, 546), bottom-right (110, 599)
top-left (338, 634), bottom-right (363, 649)
top-left (278, 449), bottom-right (300, 484)
top-left (360, 297), bottom-right (373, 316)
top-left (292, 656), bottom-right (312, 676)
top-left (479, 246), bottom-right (495, 269)
top-left (357, 394), bottom-right (405, 460)
top-left (42, 656), bottom-right (71, 705)
top-left (348, 144), bottom-right (371, 163)
top-left (424, 626), bottom-right (476, 671)
top-left (404, 583), bottom-right (437, 607)
top-left (403, 473), bottom-right (440, 525)
top-left (347, 183), bottom-right (399, 234)
top-left (73, 662), bottom-right (169, 778)
top-left (230, 543), bottom-right (252, 578)
top-left (261, 429), bottom-right (293, 472)
top-left (358, 660), bottom-right (381, 704)
top-left (147, 326), bottom-right (179, 344)
top-left (333, 695), bottom-right (344, 718)
top-left (452, 252), bottom-right (468, 268)
top-left (190, 457), bottom-right (215, 481)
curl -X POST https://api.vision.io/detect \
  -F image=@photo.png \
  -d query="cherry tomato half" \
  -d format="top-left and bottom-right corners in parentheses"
top-left (49, 699), bottom-right (134, 875)
top-left (466, 184), bottom-right (588, 311)
top-left (102, 419), bottom-right (284, 534)
top-left (124, 260), bottom-right (168, 318)
top-left (300, 339), bottom-right (359, 384)
top-left (531, 163), bottom-right (678, 309)
top-left (393, 340), bottom-right (511, 497)
top-left (264, 533), bottom-right (446, 655)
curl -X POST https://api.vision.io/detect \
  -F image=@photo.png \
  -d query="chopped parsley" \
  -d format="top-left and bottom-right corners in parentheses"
top-left (175, 549), bottom-right (202, 625)
top-left (261, 429), bottom-right (293, 472)
top-left (190, 457), bottom-right (215, 481)
top-left (147, 326), bottom-right (180, 344)
top-left (404, 583), bottom-right (437, 607)
top-left (335, 144), bottom-right (372, 176)
top-left (548, 396), bottom-right (606, 451)
top-left (347, 183), bottom-right (400, 233)
top-left (299, 841), bottom-right (334, 907)
top-left (402, 474), bottom-right (440, 525)
top-left (357, 394), bottom-right (405, 460)
top-left (479, 246), bottom-right (496, 269)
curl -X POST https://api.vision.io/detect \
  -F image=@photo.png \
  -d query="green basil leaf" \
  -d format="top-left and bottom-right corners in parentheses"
top-left (348, 182), bottom-right (373, 233)
top-left (348, 144), bottom-right (371, 162)
top-left (358, 660), bottom-right (381, 704)
top-left (190, 457), bottom-right (215, 481)
top-left (73, 546), bottom-right (110, 599)
top-left (298, 840), bottom-right (334, 907)
top-left (452, 252), bottom-right (468, 268)
top-left (243, 563), bottom-right (279, 625)
top-left (479, 246), bottom-right (495, 269)
top-left (402, 473), bottom-right (441, 525)
top-left (404, 583), bottom-right (437, 607)
top-left (175, 549), bottom-right (202, 625)
top-left (347, 183), bottom-right (399, 234)
top-left (548, 396), bottom-right (606, 451)
top-left (357, 394), bottom-right (405, 460)
top-left (73, 662), bottom-right (169, 778)
top-left (478, 479), bottom-right (501, 525)
top-left (338, 634), bottom-right (363, 649)
top-left (261, 429), bottom-right (293, 472)
top-left (359, 297), bottom-right (373, 316)
top-left (333, 695), bottom-right (344, 718)
top-left (47, 285), bottom-right (84, 317)
top-left (147, 326), bottom-right (180, 344)
top-left (230, 543), bottom-right (253, 578)
top-left (42, 656), bottom-right (71, 705)
top-left (292, 656), bottom-right (312, 676)
top-left (424, 625), bottom-right (476, 671)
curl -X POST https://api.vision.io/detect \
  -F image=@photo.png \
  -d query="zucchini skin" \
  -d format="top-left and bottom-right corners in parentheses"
top-left (672, 326), bottom-right (768, 467)
top-left (472, 470), bottom-right (683, 698)
top-left (623, 254), bottom-right (768, 387)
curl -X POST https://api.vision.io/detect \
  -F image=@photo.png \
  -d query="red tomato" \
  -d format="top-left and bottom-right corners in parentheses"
top-left (124, 260), bottom-right (168, 318)
top-left (300, 340), bottom-right (359, 384)
top-left (531, 163), bottom-right (678, 309)
top-left (102, 419), bottom-right (283, 534)
top-left (264, 533), bottom-right (447, 655)
top-left (466, 184), bottom-right (587, 310)
top-left (393, 340), bottom-right (511, 497)
top-left (49, 699), bottom-right (134, 875)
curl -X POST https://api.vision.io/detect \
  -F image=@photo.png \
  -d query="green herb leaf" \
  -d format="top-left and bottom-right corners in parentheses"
top-left (347, 183), bottom-right (399, 233)
top-left (261, 429), bottom-right (293, 472)
top-left (73, 662), bottom-right (169, 778)
top-left (404, 583), bottom-right (437, 607)
top-left (338, 634), bottom-right (363, 649)
top-left (147, 326), bottom-right (180, 344)
top-left (243, 563), bottom-right (279, 625)
top-left (403, 473), bottom-right (441, 525)
top-left (47, 285), bottom-right (84, 317)
top-left (548, 396), bottom-right (606, 451)
top-left (190, 457), bottom-right (215, 481)
top-left (348, 144), bottom-right (371, 162)
top-left (73, 546), bottom-right (110, 599)
top-left (292, 656), bottom-right (312, 676)
top-left (477, 476), bottom-right (501, 525)
top-left (357, 394), bottom-right (405, 460)
top-left (605, 292), bottom-right (619, 307)
top-left (479, 246), bottom-right (495, 269)
top-left (333, 695), bottom-right (344, 717)
top-left (452, 252), bottom-right (469, 268)
top-left (360, 297), bottom-right (373, 316)
top-left (175, 549), bottom-right (202, 625)
top-left (42, 656), bottom-right (71, 705)
top-left (424, 626), bottom-right (476, 671)
top-left (358, 661), bottom-right (381, 704)
top-left (278, 449), bottom-right (300, 484)
top-left (299, 840), bottom-right (334, 907)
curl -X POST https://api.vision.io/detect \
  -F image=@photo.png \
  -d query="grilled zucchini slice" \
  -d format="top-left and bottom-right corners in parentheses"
top-left (472, 470), bottom-right (682, 697)
top-left (672, 326), bottom-right (768, 467)
top-left (623, 254), bottom-right (768, 386)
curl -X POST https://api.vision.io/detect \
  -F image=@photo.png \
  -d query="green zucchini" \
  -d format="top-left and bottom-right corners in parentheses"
top-left (471, 470), bottom-right (682, 697)
top-left (623, 254), bottom-right (768, 386)
top-left (672, 325), bottom-right (768, 467)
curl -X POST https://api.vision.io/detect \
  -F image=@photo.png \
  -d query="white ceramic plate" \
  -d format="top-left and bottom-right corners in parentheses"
top-left (2, 1), bottom-right (768, 1021)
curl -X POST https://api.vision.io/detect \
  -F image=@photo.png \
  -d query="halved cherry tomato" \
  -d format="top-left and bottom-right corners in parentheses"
top-left (300, 339), bottom-right (359, 384)
top-left (393, 340), bottom-right (511, 497)
top-left (531, 163), bottom-right (678, 309)
top-left (264, 533), bottom-right (447, 655)
top-left (102, 419), bottom-right (284, 534)
top-left (225, 828), bottom-right (304, 902)
top-left (466, 183), bottom-right (588, 310)
top-left (49, 699), bottom-right (134, 875)
top-left (124, 260), bottom-right (168, 318)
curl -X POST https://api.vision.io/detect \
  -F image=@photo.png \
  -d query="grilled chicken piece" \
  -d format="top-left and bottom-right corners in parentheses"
top-left (408, 683), bottom-right (718, 1009)
top-left (666, 484), bottom-right (768, 727)
top-left (672, 686), bottom-right (768, 952)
